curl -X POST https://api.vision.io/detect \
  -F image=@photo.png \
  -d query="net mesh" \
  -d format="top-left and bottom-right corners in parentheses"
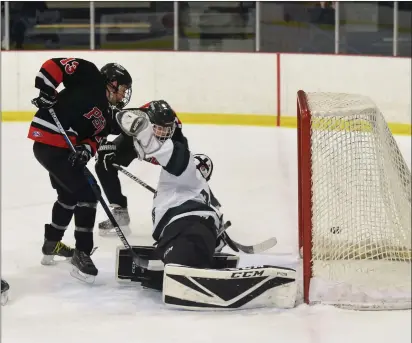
top-left (304, 92), bottom-right (411, 310)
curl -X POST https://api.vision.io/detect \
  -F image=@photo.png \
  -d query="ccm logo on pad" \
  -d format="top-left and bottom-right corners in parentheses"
top-left (231, 270), bottom-right (265, 278)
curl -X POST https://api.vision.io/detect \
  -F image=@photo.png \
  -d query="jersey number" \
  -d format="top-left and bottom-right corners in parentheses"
top-left (151, 208), bottom-right (156, 224)
top-left (84, 107), bottom-right (106, 135)
top-left (200, 189), bottom-right (210, 206)
top-left (60, 58), bottom-right (79, 75)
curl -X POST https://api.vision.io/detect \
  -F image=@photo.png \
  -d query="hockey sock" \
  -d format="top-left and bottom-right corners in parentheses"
top-left (74, 202), bottom-right (97, 254)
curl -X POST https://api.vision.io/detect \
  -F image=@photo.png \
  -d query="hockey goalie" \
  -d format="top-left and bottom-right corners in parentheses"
top-left (112, 102), bottom-right (297, 310)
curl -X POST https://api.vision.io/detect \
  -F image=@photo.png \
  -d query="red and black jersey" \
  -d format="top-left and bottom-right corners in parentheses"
top-left (28, 57), bottom-right (114, 155)
top-left (34, 57), bottom-right (103, 97)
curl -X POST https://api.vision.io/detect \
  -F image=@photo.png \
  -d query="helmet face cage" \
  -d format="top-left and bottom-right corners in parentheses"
top-left (153, 122), bottom-right (176, 142)
top-left (116, 85), bottom-right (132, 109)
top-left (146, 100), bottom-right (177, 142)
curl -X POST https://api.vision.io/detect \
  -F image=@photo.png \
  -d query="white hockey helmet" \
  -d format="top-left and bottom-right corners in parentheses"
top-left (194, 154), bottom-right (213, 181)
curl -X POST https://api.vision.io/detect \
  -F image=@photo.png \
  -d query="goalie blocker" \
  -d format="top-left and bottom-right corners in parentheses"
top-left (116, 246), bottom-right (297, 310)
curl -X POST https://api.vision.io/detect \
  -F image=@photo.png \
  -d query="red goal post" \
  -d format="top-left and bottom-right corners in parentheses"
top-left (297, 90), bottom-right (313, 305)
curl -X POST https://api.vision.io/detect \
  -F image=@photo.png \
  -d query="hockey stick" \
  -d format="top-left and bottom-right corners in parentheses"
top-left (48, 108), bottom-right (149, 268)
top-left (219, 221), bottom-right (277, 254)
top-left (112, 164), bottom-right (277, 254)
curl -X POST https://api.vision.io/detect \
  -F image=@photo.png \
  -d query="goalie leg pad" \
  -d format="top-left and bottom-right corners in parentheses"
top-left (162, 264), bottom-right (297, 310)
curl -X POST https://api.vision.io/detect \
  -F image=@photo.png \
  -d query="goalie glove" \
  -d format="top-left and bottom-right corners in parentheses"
top-left (115, 109), bottom-right (163, 160)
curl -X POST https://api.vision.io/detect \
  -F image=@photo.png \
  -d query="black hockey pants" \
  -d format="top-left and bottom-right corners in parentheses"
top-left (95, 134), bottom-right (137, 208)
top-left (33, 142), bottom-right (97, 254)
top-left (155, 216), bottom-right (217, 269)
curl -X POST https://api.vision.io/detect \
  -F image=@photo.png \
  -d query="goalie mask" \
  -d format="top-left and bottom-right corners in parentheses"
top-left (146, 100), bottom-right (176, 142)
top-left (194, 154), bottom-right (213, 181)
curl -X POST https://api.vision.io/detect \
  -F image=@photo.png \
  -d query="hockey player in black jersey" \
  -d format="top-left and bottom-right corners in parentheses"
top-left (27, 57), bottom-right (132, 282)
top-left (95, 100), bottom-right (187, 237)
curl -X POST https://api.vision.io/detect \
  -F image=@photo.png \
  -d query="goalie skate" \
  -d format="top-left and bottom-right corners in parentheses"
top-left (70, 248), bottom-right (98, 284)
top-left (98, 207), bottom-right (131, 237)
top-left (41, 239), bottom-right (74, 266)
top-left (1, 279), bottom-right (10, 306)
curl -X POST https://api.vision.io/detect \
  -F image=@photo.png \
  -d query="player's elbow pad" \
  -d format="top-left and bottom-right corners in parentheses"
top-left (163, 141), bottom-right (190, 176)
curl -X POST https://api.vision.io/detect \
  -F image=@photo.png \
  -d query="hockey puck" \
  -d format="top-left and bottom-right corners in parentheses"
top-left (330, 226), bottom-right (341, 234)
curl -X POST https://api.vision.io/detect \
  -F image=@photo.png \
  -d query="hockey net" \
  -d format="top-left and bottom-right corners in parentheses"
top-left (297, 90), bottom-right (411, 310)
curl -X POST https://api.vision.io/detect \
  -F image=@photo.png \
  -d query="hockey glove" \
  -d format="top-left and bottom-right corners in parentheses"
top-left (97, 140), bottom-right (117, 171)
top-left (31, 90), bottom-right (57, 109)
top-left (68, 145), bottom-right (92, 168)
top-left (215, 220), bottom-right (233, 253)
top-left (116, 109), bottom-right (161, 160)
top-left (215, 235), bottom-right (227, 253)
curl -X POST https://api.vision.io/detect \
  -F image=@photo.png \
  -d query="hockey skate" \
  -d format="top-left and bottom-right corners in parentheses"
top-left (41, 239), bottom-right (74, 265)
top-left (1, 279), bottom-right (10, 306)
top-left (70, 249), bottom-right (98, 284)
top-left (98, 206), bottom-right (131, 237)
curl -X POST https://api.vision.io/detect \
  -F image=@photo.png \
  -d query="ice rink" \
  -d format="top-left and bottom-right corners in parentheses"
top-left (1, 122), bottom-right (411, 343)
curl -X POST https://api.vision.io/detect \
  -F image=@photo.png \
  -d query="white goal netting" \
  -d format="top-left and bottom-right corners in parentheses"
top-left (301, 92), bottom-right (411, 310)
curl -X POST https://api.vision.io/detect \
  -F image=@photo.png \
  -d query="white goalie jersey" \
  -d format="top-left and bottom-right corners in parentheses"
top-left (116, 107), bottom-right (223, 241)
top-left (145, 139), bottom-right (223, 241)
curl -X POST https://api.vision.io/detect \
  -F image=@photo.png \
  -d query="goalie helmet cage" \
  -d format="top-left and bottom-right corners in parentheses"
top-left (297, 90), bottom-right (411, 310)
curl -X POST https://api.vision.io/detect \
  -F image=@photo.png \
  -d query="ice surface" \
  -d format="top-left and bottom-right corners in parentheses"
top-left (1, 123), bottom-right (411, 343)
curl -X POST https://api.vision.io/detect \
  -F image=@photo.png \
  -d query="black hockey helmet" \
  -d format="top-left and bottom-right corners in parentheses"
top-left (100, 63), bottom-right (132, 109)
top-left (146, 100), bottom-right (176, 142)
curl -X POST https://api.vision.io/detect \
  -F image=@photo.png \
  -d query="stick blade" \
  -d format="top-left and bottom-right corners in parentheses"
top-left (235, 237), bottom-right (278, 254)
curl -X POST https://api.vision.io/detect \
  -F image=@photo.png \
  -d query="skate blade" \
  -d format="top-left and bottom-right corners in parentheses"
top-left (41, 255), bottom-right (72, 266)
top-left (70, 266), bottom-right (96, 284)
top-left (1, 292), bottom-right (9, 306)
top-left (98, 225), bottom-right (131, 237)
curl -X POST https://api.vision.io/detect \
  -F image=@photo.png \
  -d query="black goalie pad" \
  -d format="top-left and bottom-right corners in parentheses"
top-left (115, 245), bottom-right (239, 291)
top-left (115, 246), bottom-right (164, 290)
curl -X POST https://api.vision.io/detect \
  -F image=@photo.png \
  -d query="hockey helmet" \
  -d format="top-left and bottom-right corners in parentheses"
top-left (146, 100), bottom-right (176, 142)
top-left (194, 154), bottom-right (213, 181)
top-left (101, 63), bottom-right (132, 109)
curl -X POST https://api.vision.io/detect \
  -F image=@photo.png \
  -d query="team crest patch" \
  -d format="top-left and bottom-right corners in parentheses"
top-left (32, 131), bottom-right (42, 137)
